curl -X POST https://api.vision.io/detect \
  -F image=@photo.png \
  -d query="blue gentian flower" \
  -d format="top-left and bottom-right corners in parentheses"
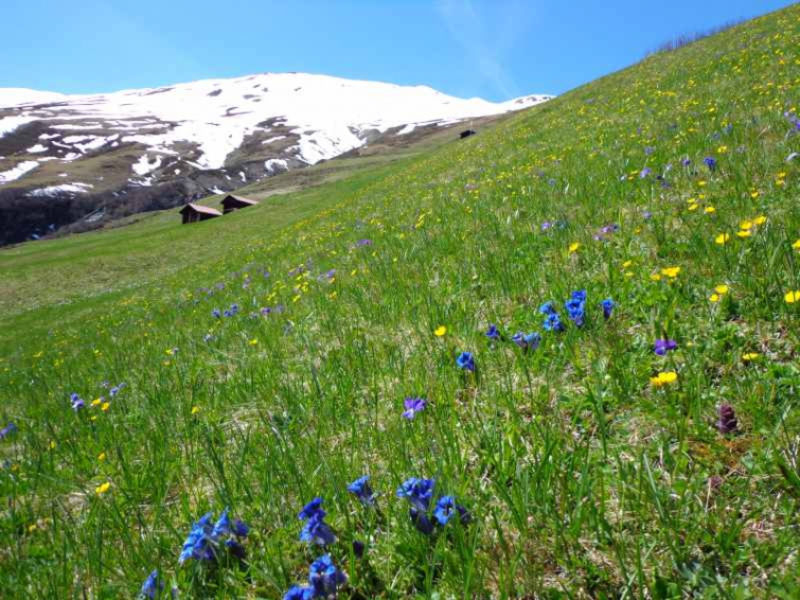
top-left (230, 304), bottom-right (239, 315)
top-left (409, 508), bottom-right (435, 535)
top-left (397, 477), bottom-right (435, 512)
top-left (347, 475), bottom-right (376, 505)
top-left (703, 156), bottom-right (717, 171)
top-left (539, 302), bottom-right (556, 315)
top-left (260, 307), bottom-right (272, 316)
top-left (456, 352), bottom-right (475, 371)
top-left (212, 308), bottom-right (221, 318)
top-left (543, 312), bottom-right (564, 332)
top-left (223, 309), bottom-right (233, 317)
top-left (178, 512), bottom-right (214, 564)
top-left (0, 422), bottom-right (17, 439)
top-left (232, 519), bottom-right (249, 537)
top-left (402, 397), bottom-right (427, 420)
top-left (283, 585), bottom-right (313, 600)
top-left (70, 393), bottom-right (84, 411)
top-left (565, 290), bottom-right (586, 327)
top-left (654, 339), bottom-right (678, 355)
top-left (433, 495), bottom-right (471, 526)
top-left (681, 158), bottom-right (692, 166)
top-left (309, 554), bottom-right (347, 597)
top-left (211, 508), bottom-right (231, 538)
top-left (139, 569), bottom-right (162, 599)
top-left (352, 539), bottom-right (365, 558)
top-left (299, 514), bottom-right (337, 546)
top-left (512, 332), bottom-right (540, 352)
top-left (485, 324), bottom-right (500, 340)
top-left (601, 298), bottom-right (615, 320)
top-left (298, 497), bottom-right (326, 521)
top-left (640, 167), bottom-right (652, 178)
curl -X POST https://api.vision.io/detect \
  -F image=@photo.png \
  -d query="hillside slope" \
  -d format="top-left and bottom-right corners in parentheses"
top-left (0, 73), bottom-right (550, 245)
top-left (1, 4), bottom-right (800, 598)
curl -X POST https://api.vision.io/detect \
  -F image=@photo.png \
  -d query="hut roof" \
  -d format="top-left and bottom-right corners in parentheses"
top-left (180, 203), bottom-right (223, 216)
top-left (223, 194), bottom-right (259, 206)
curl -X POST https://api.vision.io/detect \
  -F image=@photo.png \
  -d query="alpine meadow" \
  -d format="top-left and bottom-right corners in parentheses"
top-left (3, 4), bottom-right (800, 599)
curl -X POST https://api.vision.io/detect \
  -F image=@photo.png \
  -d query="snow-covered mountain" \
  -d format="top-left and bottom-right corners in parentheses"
top-left (0, 72), bottom-right (551, 243)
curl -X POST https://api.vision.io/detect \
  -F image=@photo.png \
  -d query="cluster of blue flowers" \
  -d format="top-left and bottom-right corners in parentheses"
top-left (539, 302), bottom-right (565, 332)
top-left (396, 477), bottom-right (469, 535)
top-left (177, 508), bottom-right (249, 565)
top-left (212, 303), bottom-right (239, 318)
top-left (299, 498), bottom-right (336, 546)
top-left (347, 475), bottom-right (376, 506)
top-left (284, 554), bottom-right (347, 600)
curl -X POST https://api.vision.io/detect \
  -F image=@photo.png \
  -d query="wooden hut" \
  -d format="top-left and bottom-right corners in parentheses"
top-left (179, 203), bottom-right (222, 224)
top-left (221, 194), bottom-right (259, 214)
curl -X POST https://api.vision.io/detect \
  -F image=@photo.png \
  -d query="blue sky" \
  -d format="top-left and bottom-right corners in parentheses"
top-left (3, 0), bottom-right (795, 101)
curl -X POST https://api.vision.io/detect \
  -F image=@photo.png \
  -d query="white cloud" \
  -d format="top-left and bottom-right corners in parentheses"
top-left (436, 0), bottom-right (538, 99)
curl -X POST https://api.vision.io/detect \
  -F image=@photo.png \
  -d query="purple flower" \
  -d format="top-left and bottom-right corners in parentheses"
top-left (640, 167), bottom-right (652, 178)
top-left (703, 156), bottom-right (717, 171)
top-left (644, 146), bottom-right (655, 155)
top-left (352, 539), bottom-right (365, 558)
top-left (653, 339), bottom-right (677, 356)
top-left (260, 306), bottom-right (272, 316)
top-left (355, 239), bottom-right (372, 247)
top-left (402, 397), bottom-right (427, 420)
top-left (642, 210), bottom-right (653, 220)
top-left (456, 352), bottom-right (475, 371)
top-left (70, 393), bottom-right (84, 411)
top-left (541, 221), bottom-right (553, 231)
top-left (716, 404), bottom-right (738, 434)
top-left (681, 158), bottom-right (692, 166)
top-left (512, 332), bottom-right (541, 352)
top-left (409, 508), bottom-right (434, 534)
top-left (0, 422), bottom-right (17, 439)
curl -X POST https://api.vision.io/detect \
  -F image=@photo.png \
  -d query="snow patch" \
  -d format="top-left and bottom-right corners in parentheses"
top-left (27, 144), bottom-right (48, 153)
top-left (0, 160), bottom-right (39, 183)
top-left (28, 182), bottom-right (94, 196)
top-left (0, 116), bottom-right (37, 138)
top-left (132, 154), bottom-right (163, 175)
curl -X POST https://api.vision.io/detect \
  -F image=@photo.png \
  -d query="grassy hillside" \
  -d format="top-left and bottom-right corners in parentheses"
top-left (1, 5), bottom-right (800, 598)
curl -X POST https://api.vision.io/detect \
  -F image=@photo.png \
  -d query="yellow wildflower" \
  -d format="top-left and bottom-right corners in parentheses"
top-left (785, 290), bottom-right (800, 304)
top-left (434, 326), bottom-right (447, 337)
top-left (703, 206), bottom-right (716, 214)
top-left (191, 406), bottom-right (201, 415)
top-left (95, 482), bottom-right (111, 495)
top-left (101, 402), bottom-right (110, 412)
top-left (709, 293), bottom-right (721, 303)
top-left (98, 452), bottom-right (106, 461)
top-left (742, 353), bottom-right (760, 362)
top-left (753, 215), bottom-right (767, 225)
top-left (736, 230), bottom-right (751, 238)
top-left (661, 267), bottom-right (680, 278)
top-left (792, 239), bottom-right (800, 250)
top-left (650, 371), bottom-right (678, 387)
top-left (715, 233), bottom-right (730, 244)
top-left (714, 284), bottom-right (729, 295)
top-left (568, 242), bottom-right (580, 253)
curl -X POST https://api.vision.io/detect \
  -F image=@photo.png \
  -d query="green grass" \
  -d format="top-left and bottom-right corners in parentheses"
top-left (2, 5), bottom-right (800, 598)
